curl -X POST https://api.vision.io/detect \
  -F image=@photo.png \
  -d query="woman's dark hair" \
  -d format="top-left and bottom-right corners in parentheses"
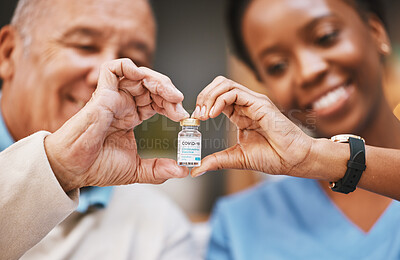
top-left (227, 0), bottom-right (387, 71)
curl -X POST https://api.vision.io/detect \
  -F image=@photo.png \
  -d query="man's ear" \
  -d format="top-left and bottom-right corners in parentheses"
top-left (0, 25), bottom-right (21, 81)
top-left (367, 14), bottom-right (391, 57)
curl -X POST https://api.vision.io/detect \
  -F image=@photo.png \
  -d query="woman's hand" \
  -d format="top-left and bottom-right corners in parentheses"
top-left (45, 59), bottom-right (190, 192)
top-left (191, 76), bottom-right (315, 178)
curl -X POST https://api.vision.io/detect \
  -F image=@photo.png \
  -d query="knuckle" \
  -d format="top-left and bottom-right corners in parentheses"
top-left (220, 80), bottom-right (231, 89)
top-left (121, 58), bottom-right (135, 69)
top-left (226, 78), bottom-right (234, 85)
top-left (138, 66), bottom-right (149, 72)
top-left (121, 57), bottom-right (131, 63)
top-left (150, 79), bottom-right (162, 90)
top-left (197, 92), bottom-right (204, 100)
top-left (215, 75), bottom-right (226, 82)
top-left (121, 58), bottom-right (134, 66)
top-left (161, 75), bottom-right (173, 85)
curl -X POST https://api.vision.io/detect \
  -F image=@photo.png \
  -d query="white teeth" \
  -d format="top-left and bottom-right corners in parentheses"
top-left (312, 86), bottom-right (348, 111)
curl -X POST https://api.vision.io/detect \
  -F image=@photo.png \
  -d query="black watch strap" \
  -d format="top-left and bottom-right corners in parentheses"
top-left (330, 137), bottom-right (366, 194)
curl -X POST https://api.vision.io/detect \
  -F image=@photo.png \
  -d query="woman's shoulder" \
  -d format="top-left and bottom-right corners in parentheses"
top-left (213, 177), bottom-right (318, 217)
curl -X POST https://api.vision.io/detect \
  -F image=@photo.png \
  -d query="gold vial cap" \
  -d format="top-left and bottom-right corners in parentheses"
top-left (180, 118), bottom-right (200, 126)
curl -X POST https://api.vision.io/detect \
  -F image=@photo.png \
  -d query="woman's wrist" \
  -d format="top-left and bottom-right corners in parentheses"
top-left (299, 138), bottom-right (349, 181)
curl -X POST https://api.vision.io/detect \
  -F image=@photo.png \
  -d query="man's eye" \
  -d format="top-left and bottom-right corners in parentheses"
top-left (74, 44), bottom-right (98, 52)
top-left (266, 61), bottom-right (288, 76)
top-left (316, 30), bottom-right (339, 46)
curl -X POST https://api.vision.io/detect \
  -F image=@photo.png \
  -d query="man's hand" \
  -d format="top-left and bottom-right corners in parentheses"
top-left (44, 59), bottom-right (190, 192)
top-left (191, 76), bottom-right (315, 178)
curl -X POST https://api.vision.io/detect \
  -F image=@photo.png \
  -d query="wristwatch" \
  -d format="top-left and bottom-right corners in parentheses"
top-left (329, 134), bottom-right (366, 194)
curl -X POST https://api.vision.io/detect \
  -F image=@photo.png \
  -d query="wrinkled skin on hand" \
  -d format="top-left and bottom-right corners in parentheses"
top-left (191, 76), bottom-right (315, 178)
top-left (45, 59), bottom-right (190, 192)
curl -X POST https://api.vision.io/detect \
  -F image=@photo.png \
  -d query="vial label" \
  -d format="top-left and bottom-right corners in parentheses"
top-left (178, 137), bottom-right (201, 167)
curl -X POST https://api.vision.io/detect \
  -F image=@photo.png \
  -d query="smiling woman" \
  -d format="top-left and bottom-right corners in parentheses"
top-left (190, 0), bottom-right (400, 259)
top-left (239, 0), bottom-right (389, 137)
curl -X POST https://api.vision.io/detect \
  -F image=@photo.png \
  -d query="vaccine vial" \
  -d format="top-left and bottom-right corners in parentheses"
top-left (178, 118), bottom-right (201, 167)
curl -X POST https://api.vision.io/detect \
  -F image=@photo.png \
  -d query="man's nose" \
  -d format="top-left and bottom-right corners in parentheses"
top-left (295, 48), bottom-right (328, 88)
top-left (86, 50), bottom-right (119, 87)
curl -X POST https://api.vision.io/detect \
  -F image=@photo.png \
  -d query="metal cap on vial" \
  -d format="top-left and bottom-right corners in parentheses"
top-left (180, 118), bottom-right (200, 126)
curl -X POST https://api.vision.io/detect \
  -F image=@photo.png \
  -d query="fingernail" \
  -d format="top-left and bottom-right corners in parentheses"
top-left (209, 106), bottom-right (215, 117)
top-left (191, 106), bottom-right (200, 118)
top-left (200, 106), bottom-right (206, 118)
top-left (192, 171), bottom-right (206, 178)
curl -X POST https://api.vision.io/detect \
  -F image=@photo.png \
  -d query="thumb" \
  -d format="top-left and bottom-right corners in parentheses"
top-left (191, 145), bottom-right (246, 177)
top-left (136, 158), bottom-right (190, 184)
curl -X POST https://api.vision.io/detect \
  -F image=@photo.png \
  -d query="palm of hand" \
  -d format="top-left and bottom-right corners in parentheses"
top-left (48, 88), bottom-right (143, 188)
top-left (235, 128), bottom-right (286, 175)
top-left (86, 131), bottom-right (140, 187)
top-left (45, 59), bottom-right (189, 191)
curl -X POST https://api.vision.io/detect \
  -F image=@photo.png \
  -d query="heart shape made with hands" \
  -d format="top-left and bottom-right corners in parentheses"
top-left (45, 59), bottom-right (191, 192)
top-left (190, 76), bottom-right (314, 180)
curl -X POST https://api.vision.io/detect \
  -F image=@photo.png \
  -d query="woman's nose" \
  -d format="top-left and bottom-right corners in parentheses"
top-left (296, 49), bottom-right (328, 88)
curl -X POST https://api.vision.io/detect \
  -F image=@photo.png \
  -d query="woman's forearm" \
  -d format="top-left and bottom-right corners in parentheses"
top-left (306, 138), bottom-right (400, 200)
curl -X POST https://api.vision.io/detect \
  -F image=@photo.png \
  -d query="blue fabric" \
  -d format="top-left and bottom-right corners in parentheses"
top-left (207, 177), bottom-right (400, 260)
top-left (0, 106), bottom-right (15, 151)
top-left (0, 104), bottom-right (113, 213)
top-left (76, 186), bottom-right (114, 213)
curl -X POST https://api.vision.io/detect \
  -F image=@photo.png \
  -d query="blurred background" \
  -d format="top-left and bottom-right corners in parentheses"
top-left (1, 0), bottom-right (400, 221)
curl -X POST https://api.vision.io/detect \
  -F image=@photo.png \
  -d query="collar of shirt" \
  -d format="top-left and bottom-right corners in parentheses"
top-left (76, 186), bottom-right (114, 213)
top-left (0, 99), bottom-right (114, 213)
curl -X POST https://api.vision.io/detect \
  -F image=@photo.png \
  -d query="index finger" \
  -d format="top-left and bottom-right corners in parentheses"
top-left (140, 67), bottom-right (184, 103)
top-left (97, 58), bottom-right (145, 92)
top-left (193, 76), bottom-right (253, 120)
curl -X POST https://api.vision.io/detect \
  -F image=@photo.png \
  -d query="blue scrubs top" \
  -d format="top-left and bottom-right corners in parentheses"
top-left (207, 177), bottom-right (400, 260)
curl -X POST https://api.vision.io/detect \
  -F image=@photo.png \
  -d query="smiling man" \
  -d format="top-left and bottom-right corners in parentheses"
top-left (0, 0), bottom-right (197, 259)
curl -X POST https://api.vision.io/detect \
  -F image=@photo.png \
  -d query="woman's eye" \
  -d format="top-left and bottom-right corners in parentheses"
top-left (316, 30), bottom-right (339, 46)
top-left (266, 61), bottom-right (288, 76)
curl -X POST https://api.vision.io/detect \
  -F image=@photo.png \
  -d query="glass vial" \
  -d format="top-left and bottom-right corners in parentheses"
top-left (178, 118), bottom-right (201, 167)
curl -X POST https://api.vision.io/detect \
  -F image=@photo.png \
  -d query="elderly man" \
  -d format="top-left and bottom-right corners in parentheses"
top-left (0, 0), bottom-right (197, 259)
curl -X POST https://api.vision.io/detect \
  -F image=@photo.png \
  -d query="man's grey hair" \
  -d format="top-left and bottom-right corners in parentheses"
top-left (10, 0), bottom-right (154, 48)
top-left (10, 0), bottom-right (49, 47)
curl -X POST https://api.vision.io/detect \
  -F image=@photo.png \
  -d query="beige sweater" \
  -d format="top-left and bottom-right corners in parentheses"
top-left (0, 132), bottom-right (199, 260)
